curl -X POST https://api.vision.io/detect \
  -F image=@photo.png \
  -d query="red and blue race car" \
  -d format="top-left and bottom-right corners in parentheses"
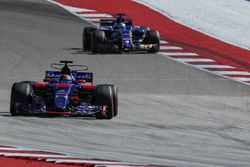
top-left (10, 61), bottom-right (118, 119)
top-left (82, 13), bottom-right (160, 53)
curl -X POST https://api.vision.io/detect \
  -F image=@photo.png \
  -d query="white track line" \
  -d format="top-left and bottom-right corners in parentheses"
top-left (83, 18), bottom-right (101, 22)
top-left (62, 6), bottom-right (95, 13)
top-left (45, 0), bottom-right (97, 26)
top-left (83, 18), bottom-right (114, 22)
top-left (47, 159), bottom-right (127, 165)
top-left (175, 58), bottom-right (215, 63)
top-left (160, 53), bottom-right (250, 86)
top-left (232, 77), bottom-right (250, 82)
top-left (216, 71), bottom-right (250, 75)
top-left (160, 46), bottom-right (183, 50)
top-left (79, 13), bottom-right (113, 18)
top-left (0, 147), bottom-right (34, 151)
top-left (160, 40), bottom-right (168, 44)
top-left (0, 153), bottom-right (67, 158)
top-left (159, 52), bottom-right (198, 56)
top-left (95, 164), bottom-right (137, 167)
top-left (95, 166), bottom-right (137, 167)
top-left (194, 65), bottom-right (235, 69)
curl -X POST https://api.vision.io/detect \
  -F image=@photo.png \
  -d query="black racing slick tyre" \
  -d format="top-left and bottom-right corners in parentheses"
top-left (93, 85), bottom-right (114, 119)
top-left (82, 27), bottom-right (96, 51)
top-left (145, 30), bottom-right (160, 53)
top-left (110, 85), bottom-right (118, 117)
top-left (102, 84), bottom-right (118, 117)
top-left (10, 82), bottom-right (32, 116)
top-left (91, 30), bottom-right (105, 53)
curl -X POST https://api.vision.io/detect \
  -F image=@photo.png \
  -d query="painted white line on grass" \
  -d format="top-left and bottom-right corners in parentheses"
top-left (159, 52), bottom-right (198, 56)
top-left (160, 46), bottom-right (183, 50)
top-left (175, 58), bottom-right (215, 63)
top-left (79, 13), bottom-right (113, 18)
top-left (194, 65), bottom-right (235, 69)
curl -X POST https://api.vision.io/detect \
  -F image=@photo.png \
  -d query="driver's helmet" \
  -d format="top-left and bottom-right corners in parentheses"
top-left (61, 66), bottom-right (71, 75)
top-left (116, 17), bottom-right (124, 23)
top-left (116, 23), bottom-right (126, 30)
top-left (60, 66), bottom-right (72, 83)
top-left (60, 74), bottom-right (72, 83)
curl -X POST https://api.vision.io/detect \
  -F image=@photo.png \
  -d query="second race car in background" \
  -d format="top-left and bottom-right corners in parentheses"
top-left (82, 13), bottom-right (160, 53)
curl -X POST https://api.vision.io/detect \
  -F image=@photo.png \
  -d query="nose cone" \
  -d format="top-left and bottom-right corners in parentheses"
top-left (55, 96), bottom-right (68, 110)
top-left (54, 84), bottom-right (72, 110)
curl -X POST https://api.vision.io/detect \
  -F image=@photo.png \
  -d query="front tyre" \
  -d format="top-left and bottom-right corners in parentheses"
top-left (101, 84), bottom-right (118, 117)
top-left (10, 82), bottom-right (32, 116)
top-left (93, 85), bottom-right (114, 119)
top-left (145, 30), bottom-right (160, 53)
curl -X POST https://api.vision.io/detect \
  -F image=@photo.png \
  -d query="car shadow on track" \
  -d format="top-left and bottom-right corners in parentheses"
top-left (0, 112), bottom-right (98, 120)
top-left (63, 47), bottom-right (103, 55)
top-left (63, 47), bottom-right (119, 55)
top-left (63, 47), bottom-right (151, 55)
top-left (63, 48), bottom-right (85, 54)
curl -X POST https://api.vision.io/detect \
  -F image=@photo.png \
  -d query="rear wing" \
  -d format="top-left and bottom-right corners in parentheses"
top-left (45, 71), bottom-right (93, 83)
top-left (100, 19), bottom-right (133, 27)
top-left (100, 19), bottom-right (114, 27)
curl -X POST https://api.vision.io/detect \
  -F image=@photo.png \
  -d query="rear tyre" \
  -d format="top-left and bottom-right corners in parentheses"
top-left (145, 30), bottom-right (160, 53)
top-left (10, 82), bottom-right (32, 116)
top-left (82, 27), bottom-right (96, 51)
top-left (93, 85), bottom-right (114, 119)
top-left (91, 30), bottom-right (105, 53)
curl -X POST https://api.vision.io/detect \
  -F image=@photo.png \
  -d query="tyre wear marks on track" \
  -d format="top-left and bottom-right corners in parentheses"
top-left (0, 146), bottom-right (167, 167)
top-left (47, 0), bottom-right (250, 86)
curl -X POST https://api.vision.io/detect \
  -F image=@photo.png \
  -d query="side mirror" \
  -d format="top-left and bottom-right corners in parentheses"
top-left (78, 79), bottom-right (86, 84)
top-left (43, 78), bottom-right (51, 82)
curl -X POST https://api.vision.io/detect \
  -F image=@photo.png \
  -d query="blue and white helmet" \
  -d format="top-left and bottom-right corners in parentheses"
top-left (116, 23), bottom-right (126, 29)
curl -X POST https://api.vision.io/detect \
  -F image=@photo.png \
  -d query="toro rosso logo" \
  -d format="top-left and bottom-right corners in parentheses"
top-left (76, 73), bottom-right (92, 79)
top-left (46, 71), bottom-right (61, 78)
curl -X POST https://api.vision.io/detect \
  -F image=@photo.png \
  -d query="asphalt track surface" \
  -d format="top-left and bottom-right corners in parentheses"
top-left (1, 0), bottom-right (250, 167)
